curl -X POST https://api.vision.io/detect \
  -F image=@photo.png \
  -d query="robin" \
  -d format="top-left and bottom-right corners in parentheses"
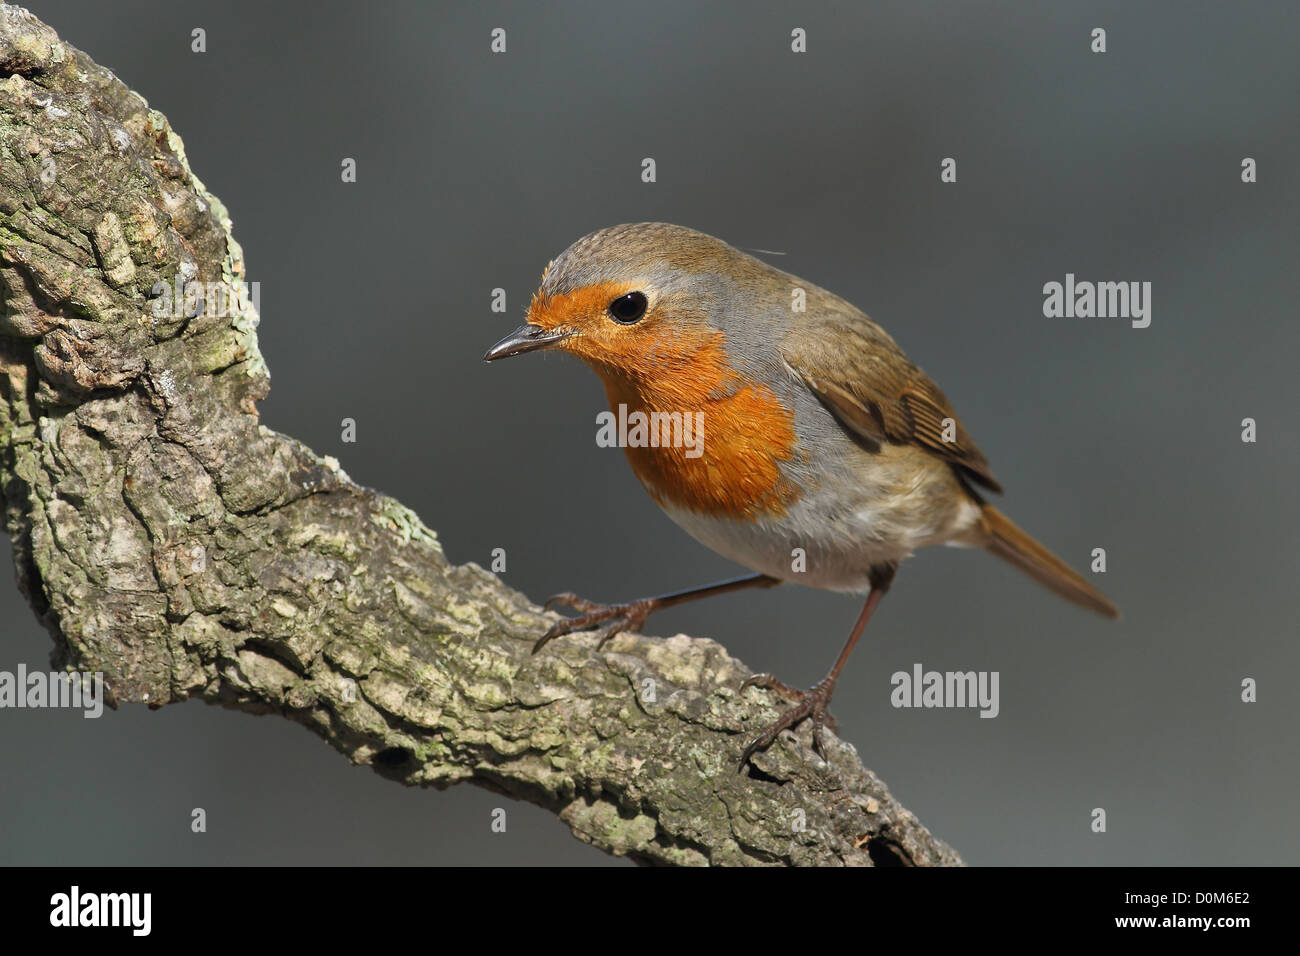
top-left (484, 222), bottom-right (1118, 769)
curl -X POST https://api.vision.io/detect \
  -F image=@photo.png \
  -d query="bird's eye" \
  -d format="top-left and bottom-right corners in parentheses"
top-left (607, 291), bottom-right (648, 324)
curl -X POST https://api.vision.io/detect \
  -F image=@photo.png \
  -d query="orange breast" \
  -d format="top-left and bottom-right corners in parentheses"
top-left (527, 282), bottom-right (802, 518)
top-left (597, 333), bottom-right (801, 519)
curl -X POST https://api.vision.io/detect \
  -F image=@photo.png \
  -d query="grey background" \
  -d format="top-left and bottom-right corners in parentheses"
top-left (2, 0), bottom-right (1296, 865)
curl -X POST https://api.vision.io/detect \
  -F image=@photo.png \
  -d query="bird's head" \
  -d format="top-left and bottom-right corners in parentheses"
top-left (484, 222), bottom-right (768, 388)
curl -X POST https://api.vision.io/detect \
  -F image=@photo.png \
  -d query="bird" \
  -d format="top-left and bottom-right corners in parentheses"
top-left (484, 222), bottom-right (1118, 770)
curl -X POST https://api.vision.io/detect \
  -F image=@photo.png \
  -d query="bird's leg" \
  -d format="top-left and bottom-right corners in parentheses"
top-left (535, 573), bottom-right (782, 653)
top-left (537, 574), bottom-right (781, 652)
top-left (739, 563), bottom-right (896, 769)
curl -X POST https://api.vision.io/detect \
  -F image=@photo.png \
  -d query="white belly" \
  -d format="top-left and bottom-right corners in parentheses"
top-left (657, 453), bottom-right (982, 594)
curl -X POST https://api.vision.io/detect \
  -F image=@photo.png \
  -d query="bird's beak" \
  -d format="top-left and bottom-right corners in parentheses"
top-left (482, 323), bottom-right (571, 362)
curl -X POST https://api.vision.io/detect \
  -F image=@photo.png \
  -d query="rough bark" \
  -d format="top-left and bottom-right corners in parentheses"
top-left (0, 5), bottom-right (961, 866)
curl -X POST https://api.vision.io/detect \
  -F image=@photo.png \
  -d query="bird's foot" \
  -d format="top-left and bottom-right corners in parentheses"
top-left (534, 592), bottom-right (656, 653)
top-left (738, 673), bottom-right (839, 770)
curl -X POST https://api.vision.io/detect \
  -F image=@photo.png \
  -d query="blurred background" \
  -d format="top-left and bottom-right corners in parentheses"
top-left (2, 0), bottom-right (1297, 865)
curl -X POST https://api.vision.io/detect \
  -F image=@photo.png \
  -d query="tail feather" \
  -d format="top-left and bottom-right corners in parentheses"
top-left (977, 505), bottom-right (1120, 619)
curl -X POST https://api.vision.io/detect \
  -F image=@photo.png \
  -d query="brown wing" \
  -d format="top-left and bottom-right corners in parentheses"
top-left (781, 313), bottom-right (1003, 493)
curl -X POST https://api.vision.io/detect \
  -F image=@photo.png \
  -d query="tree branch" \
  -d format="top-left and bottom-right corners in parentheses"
top-left (0, 5), bottom-right (960, 866)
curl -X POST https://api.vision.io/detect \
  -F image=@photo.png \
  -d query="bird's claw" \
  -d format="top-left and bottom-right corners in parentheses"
top-left (542, 592), bottom-right (602, 614)
top-left (534, 593), bottom-right (654, 653)
top-left (738, 675), bottom-right (839, 770)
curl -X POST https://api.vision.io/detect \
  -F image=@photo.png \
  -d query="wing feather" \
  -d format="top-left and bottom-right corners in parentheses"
top-left (782, 314), bottom-right (1003, 493)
